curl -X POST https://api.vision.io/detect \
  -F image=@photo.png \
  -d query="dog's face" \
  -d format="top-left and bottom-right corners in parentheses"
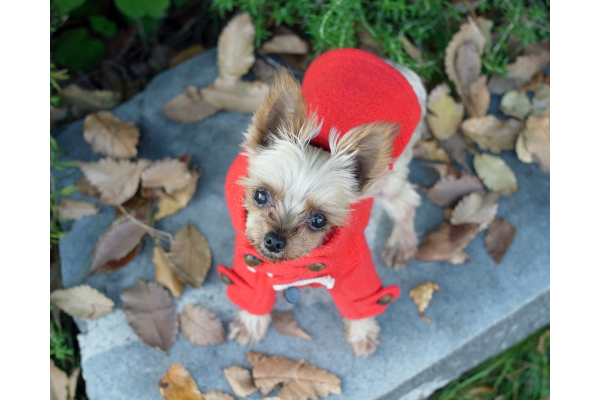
top-left (241, 71), bottom-right (399, 261)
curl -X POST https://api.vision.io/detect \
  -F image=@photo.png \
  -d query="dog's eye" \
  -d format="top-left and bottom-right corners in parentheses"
top-left (308, 213), bottom-right (327, 230)
top-left (253, 188), bottom-right (270, 206)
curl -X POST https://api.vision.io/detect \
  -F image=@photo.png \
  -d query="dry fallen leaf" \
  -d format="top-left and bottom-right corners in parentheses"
top-left (519, 70), bottom-right (545, 92)
top-left (77, 158), bottom-right (152, 205)
top-left (484, 218), bottom-right (516, 264)
top-left (58, 198), bottom-right (99, 220)
top-left (50, 359), bottom-right (80, 400)
top-left (141, 158), bottom-right (194, 195)
top-left (248, 351), bottom-right (341, 400)
top-left (413, 137), bottom-right (451, 163)
top-left (399, 35), bottom-right (424, 65)
top-left (424, 174), bottom-right (483, 208)
top-left (159, 363), bottom-right (203, 400)
top-left (77, 176), bottom-right (101, 197)
top-left (461, 115), bottom-right (523, 153)
top-left (162, 86), bottom-right (221, 123)
top-left (61, 84), bottom-right (121, 110)
top-left (169, 44), bottom-right (206, 68)
top-left (203, 392), bottom-right (236, 400)
top-left (473, 153), bottom-right (519, 195)
top-left (121, 281), bottom-right (179, 353)
top-left (223, 366), bottom-right (258, 397)
top-left (259, 34), bottom-right (309, 54)
top-left (83, 111), bottom-right (140, 158)
top-left (424, 162), bottom-right (463, 180)
top-left (218, 13), bottom-right (256, 80)
top-left (522, 115), bottom-right (550, 173)
top-left (153, 245), bottom-right (184, 298)
top-left (451, 192), bottom-right (499, 231)
top-left (515, 132), bottom-right (534, 163)
top-left (537, 330), bottom-right (550, 355)
top-left (155, 170), bottom-right (201, 220)
top-left (426, 84), bottom-right (465, 141)
top-left (180, 304), bottom-right (226, 346)
top-left (201, 79), bottom-right (270, 114)
top-left (441, 133), bottom-right (472, 172)
top-left (416, 222), bottom-right (480, 263)
top-left (168, 225), bottom-right (212, 288)
top-left (409, 282), bottom-right (440, 322)
top-left (531, 84), bottom-right (550, 114)
top-left (271, 310), bottom-right (312, 340)
top-left (488, 49), bottom-right (550, 94)
top-left (50, 284), bottom-right (114, 320)
top-left (500, 90), bottom-right (532, 120)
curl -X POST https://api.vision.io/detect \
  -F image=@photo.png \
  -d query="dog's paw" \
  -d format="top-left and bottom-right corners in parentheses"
top-left (344, 317), bottom-right (381, 358)
top-left (228, 310), bottom-right (271, 346)
top-left (381, 231), bottom-right (417, 270)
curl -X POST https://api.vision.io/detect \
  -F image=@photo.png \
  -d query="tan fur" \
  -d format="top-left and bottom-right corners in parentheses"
top-left (229, 310), bottom-right (271, 345)
top-left (343, 317), bottom-right (381, 357)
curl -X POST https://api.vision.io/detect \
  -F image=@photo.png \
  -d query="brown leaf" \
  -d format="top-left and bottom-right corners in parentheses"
top-left (58, 199), bottom-right (99, 220)
top-left (424, 162), bottom-right (462, 179)
top-left (50, 360), bottom-right (80, 400)
top-left (248, 351), bottom-right (341, 399)
top-left (271, 310), bottom-right (312, 340)
top-left (426, 84), bottom-right (465, 141)
top-left (141, 158), bottom-right (194, 195)
top-left (223, 366), bottom-right (258, 397)
top-left (159, 363), bottom-right (203, 400)
top-left (259, 34), bottom-right (309, 54)
top-left (519, 71), bottom-right (545, 92)
top-left (61, 84), bottom-right (121, 110)
top-left (180, 304), bottom-right (225, 346)
top-left (440, 133), bottom-right (471, 172)
top-left (121, 281), bottom-right (178, 352)
top-left (531, 84), bottom-right (550, 115)
top-left (451, 192), bottom-right (499, 230)
top-left (416, 222), bottom-right (480, 262)
top-left (424, 173), bottom-right (483, 208)
top-left (413, 137), bottom-right (451, 163)
top-left (218, 13), bottom-right (256, 80)
top-left (461, 115), bottom-right (523, 153)
top-left (252, 58), bottom-right (276, 85)
top-left (203, 392), bottom-right (236, 400)
top-left (77, 158), bottom-right (152, 205)
top-left (522, 115), bottom-right (550, 173)
top-left (83, 111), bottom-right (140, 158)
top-left (500, 90), bottom-right (532, 120)
top-left (515, 131), bottom-right (534, 163)
top-left (168, 225), bottom-right (212, 287)
top-left (484, 218), bottom-right (516, 264)
top-left (473, 153), bottom-right (519, 195)
top-left (77, 176), bottom-right (101, 197)
top-left (162, 86), bottom-right (221, 123)
top-left (467, 76), bottom-right (490, 118)
top-left (153, 245), bottom-right (184, 298)
top-left (50, 285), bottom-right (114, 320)
top-left (169, 44), bottom-right (206, 68)
top-left (409, 282), bottom-right (440, 322)
top-left (155, 170), bottom-right (201, 220)
top-left (201, 79), bottom-right (270, 114)
top-left (488, 49), bottom-right (550, 94)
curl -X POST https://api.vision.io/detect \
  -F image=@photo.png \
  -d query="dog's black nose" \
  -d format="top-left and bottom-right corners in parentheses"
top-left (264, 231), bottom-right (286, 253)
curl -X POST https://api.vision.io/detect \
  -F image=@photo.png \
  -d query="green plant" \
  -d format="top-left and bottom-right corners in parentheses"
top-left (50, 306), bottom-right (75, 371)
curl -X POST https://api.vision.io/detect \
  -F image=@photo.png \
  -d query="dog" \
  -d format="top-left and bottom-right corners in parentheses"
top-left (217, 48), bottom-right (427, 357)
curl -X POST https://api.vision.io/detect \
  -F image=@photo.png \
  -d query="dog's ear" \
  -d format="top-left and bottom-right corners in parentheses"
top-left (244, 70), bottom-right (307, 152)
top-left (335, 122), bottom-right (400, 198)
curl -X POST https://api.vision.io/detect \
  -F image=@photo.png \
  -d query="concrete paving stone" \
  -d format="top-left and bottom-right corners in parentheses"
top-left (54, 49), bottom-right (550, 400)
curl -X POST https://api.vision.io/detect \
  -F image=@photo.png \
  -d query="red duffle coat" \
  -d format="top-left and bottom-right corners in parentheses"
top-left (217, 48), bottom-right (421, 319)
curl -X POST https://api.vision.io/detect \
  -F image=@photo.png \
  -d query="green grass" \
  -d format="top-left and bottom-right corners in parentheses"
top-left (429, 325), bottom-right (550, 400)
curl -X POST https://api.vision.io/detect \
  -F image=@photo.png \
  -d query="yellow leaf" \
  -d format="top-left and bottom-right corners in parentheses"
top-left (409, 282), bottom-right (440, 322)
top-left (155, 170), bottom-right (200, 220)
top-left (473, 153), bottom-right (519, 195)
top-left (159, 363), bottom-right (203, 400)
top-left (426, 84), bottom-right (464, 141)
top-left (153, 246), bottom-right (184, 298)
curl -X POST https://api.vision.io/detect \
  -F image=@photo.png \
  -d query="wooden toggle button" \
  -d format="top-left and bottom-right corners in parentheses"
top-left (220, 274), bottom-right (233, 285)
top-left (306, 263), bottom-right (325, 272)
top-left (377, 294), bottom-right (393, 305)
top-left (244, 254), bottom-right (262, 267)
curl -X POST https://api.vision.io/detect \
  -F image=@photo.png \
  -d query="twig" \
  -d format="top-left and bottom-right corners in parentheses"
top-left (117, 205), bottom-right (174, 247)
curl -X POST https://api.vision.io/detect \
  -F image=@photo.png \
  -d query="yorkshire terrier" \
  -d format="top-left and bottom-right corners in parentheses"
top-left (218, 48), bottom-right (427, 357)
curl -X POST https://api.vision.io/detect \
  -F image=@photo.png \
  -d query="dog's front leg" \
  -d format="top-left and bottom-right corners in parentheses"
top-left (229, 309), bottom-right (272, 345)
top-left (343, 317), bottom-right (381, 357)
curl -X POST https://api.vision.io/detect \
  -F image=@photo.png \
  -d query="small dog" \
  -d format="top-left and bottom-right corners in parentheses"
top-left (218, 48), bottom-right (426, 357)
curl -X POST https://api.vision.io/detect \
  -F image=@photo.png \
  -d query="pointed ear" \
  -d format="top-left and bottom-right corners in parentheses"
top-left (244, 69), bottom-right (307, 152)
top-left (335, 121), bottom-right (400, 198)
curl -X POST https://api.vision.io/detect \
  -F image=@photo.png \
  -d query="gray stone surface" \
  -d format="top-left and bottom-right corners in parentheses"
top-left (54, 49), bottom-right (550, 400)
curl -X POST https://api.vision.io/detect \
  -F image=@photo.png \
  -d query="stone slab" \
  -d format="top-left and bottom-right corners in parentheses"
top-left (54, 49), bottom-right (550, 400)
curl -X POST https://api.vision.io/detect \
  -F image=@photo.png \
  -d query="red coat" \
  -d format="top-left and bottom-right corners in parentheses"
top-left (218, 48), bottom-right (421, 319)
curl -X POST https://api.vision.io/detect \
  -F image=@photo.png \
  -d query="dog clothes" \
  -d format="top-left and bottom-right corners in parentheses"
top-left (217, 48), bottom-right (421, 319)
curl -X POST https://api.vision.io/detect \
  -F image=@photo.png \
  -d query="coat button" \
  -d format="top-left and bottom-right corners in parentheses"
top-left (220, 274), bottom-right (233, 285)
top-left (244, 254), bottom-right (262, 267)
top-left (284, 287), bottom-right (301, 303)
top-left (306, 263), bottom-right (325, 272)
top-left (377, 294), bottom-right (393, 305)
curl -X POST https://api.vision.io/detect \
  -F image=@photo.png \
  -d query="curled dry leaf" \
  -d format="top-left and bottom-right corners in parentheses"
top-left (426, 84), bottom-right (465, 141)
top-left (424, 174), bottom-right (483, 208)
top-left (169, 225), bottom-right (212, 287)
top-left (473, 153), bottom-right (519, 195)
top-left (77, 158), bottom-right (152, 205)
top-left (500, 90), bottom-right (532, 120)
top-left (153, 245), bottom-right (184, 298)
top-left (159, 363), bottom-right (203, 400)
top-left (50, 285), bottom-right (114, 320)
top-left (248, 351), bottom-right (341, 400)
top-left (259, 34), bottom-right (309, 54)
top-left (413, 137), bottom-right (451, 163)
top-left (61, 84), bottom-right (121, 110)
top-left (515, 132), bottom-right (534, 163)
top-left (50, 359), bottom-right (80, 400)
top-left (484, 218), bottom-right (516, 264)
top-left (271, 310), bottom-right (312, 340)
top-left (141, 158), bottom-right (194, 195)
top-left (488, 48), bottom-right (550, 94)
top-left (180, 304), bottom-right (226, 346)
top-left (203, 392), bottom-right (236, 400)
top-left (83, 111), bottom-right (140, 158)
top-left (161, 86), bottom-right (221, 123)
top-left (450, 192), bottom-right (499, 231)
top-left (218, 13), bottom-right (256, 80)
top-left (409, 282), bottom-right (440, 322)
top-left (461, 115), bottom-right (522, 153)
top-left (121, 281), bottom-right (179, 353)
top-left (223, 366), bottom-right (258, 397)
top-left (155, 170), bottom-right (201, 221)
top-left (201, 79), bottom-right (270, 114)
top-left (58, 198), bottom-right (99, 220)
top-left (522, 115), bottom-right (550, 173)
top-left (416, 222), bottom-right (480, 263)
